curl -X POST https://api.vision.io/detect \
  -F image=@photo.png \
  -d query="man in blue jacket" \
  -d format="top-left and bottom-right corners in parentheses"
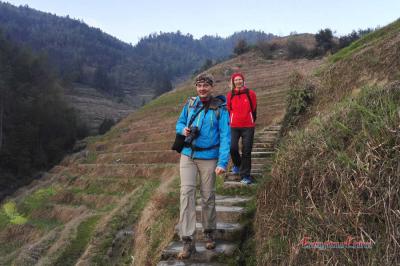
top-left (175, 73), bottom-right (230, 259)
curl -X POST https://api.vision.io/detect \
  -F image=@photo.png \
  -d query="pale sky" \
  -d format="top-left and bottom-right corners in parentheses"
top-left (4, 0), bottom-right (400, 44)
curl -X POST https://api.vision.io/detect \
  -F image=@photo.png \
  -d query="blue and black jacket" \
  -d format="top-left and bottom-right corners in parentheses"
top-left (176, 95), bottom-right (231, 170)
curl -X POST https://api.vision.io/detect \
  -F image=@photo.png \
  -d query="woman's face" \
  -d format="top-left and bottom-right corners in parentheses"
top-left (233, 76), bottom-right (244, 88)
top-left (196, 82), bottom-right (212, 98)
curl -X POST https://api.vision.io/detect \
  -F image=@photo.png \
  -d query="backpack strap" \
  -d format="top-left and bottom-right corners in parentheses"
top-left (209, 95), bottom-right (225, 120)
top-left (229, 89), bottom-right (256, 121)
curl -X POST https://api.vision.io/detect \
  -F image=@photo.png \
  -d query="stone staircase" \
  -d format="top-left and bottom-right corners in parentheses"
top-left (157, 195), bottom-right (249, 265)
top-left (157, 125), bottom-right (281, 265)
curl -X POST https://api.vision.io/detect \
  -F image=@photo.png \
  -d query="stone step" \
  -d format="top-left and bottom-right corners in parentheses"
top-left (175, 222), bottom-right (243, 241)
top-left (253, 143), bottom-right (275, 148)
top-left (251, 151), bottom-right (274, 158)
top-left (225, 173), bottom-right (241, 181)
top-left (260, 128), bottom-right (280, 132)
top-left (252, 147), bottom-right (270, 152)
top-left (158, 261), bottom-right (225, 266)
top-left (258, 129), bottom-right (279, 134)
top-left (215, 195), bottom-right (251, 205)
top-left (257, 135), bottom-right (278, 139)
top-left (196, 206), bottom-right (245, 223)
top-left (263, 125), bottom-right (282, 131)
top-left (254, 138), bottom-right (277, 143)
top-left (262, 129), bottom-right (281, 133)
top-left (160, 240), bottom-right (237, 261)
top-left (223, 181), bottom-right (256, 189)
top-left (251, 158), bottom-right (272, 164)
top-left (251, 170), bottom-right (263, 174)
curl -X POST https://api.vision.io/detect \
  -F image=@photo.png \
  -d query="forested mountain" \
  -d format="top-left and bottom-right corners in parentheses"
top-left (0, 2), bottom-right (275, 198)
top-left (0, 2), bottom-right (275, 105)
top-left (0, 31), bottom-right (85, 199)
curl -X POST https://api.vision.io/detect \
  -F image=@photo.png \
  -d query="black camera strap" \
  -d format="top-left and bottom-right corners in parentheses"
top-left (187, 105), bottom-right (205, 127)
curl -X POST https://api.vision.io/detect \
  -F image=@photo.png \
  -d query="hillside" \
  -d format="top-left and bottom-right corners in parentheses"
top-left (0, 49), bottom-right (321, 265)
top-left (0, 32), bottom-right (84, 203)
top-left (0, 2), bottom-right (276, 133)
top-left (255, 18), bottom-right (400, 265)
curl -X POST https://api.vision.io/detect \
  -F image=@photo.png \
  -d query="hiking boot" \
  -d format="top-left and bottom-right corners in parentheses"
top-left (204, 229), bottom-right (216, 250)
top-left (231, 165), bottom-right (240, 175)
top-left (177, 236), bottom-right (195, 259)
top-left (240, 176), bottom-right (253, 185)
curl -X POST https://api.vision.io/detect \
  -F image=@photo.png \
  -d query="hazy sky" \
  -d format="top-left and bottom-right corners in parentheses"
top-left (4, 0), bottom-right (400, 44)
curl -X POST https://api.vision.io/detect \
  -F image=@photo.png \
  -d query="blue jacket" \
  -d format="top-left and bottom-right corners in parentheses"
top-left (176, 95), bottom-right (231, 170)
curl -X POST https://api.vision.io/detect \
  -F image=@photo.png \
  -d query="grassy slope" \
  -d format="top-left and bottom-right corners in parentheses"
top-left (256, 19), bottom-right (400, 265)
top-left (0, 50), bottom-right (321, 265)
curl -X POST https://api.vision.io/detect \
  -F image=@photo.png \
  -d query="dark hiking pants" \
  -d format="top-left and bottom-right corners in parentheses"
top-left (230, 127), bottom-right (255, 178)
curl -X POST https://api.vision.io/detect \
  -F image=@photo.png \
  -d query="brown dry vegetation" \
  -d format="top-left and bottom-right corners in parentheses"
top-left (268, 33), bottom-right (317, 50)
top-left (0, 47), bottom-right (321, 265)
top-left (256, 19), bottom-right (400, 265)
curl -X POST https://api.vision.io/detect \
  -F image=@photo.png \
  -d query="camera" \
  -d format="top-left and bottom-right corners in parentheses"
top-left (184, 126), bottom-right (200, 145)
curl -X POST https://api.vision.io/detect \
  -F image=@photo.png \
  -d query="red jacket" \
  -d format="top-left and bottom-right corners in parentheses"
top-left (227, 87), bottom-right (257, 128)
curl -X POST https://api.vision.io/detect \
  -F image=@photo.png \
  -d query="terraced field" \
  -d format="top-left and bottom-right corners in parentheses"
top-left (0, 51), bottom-right (321, 265)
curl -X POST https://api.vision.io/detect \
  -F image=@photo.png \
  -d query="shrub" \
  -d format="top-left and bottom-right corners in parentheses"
top-left (287, 40), bottom-right (309, 59)
top-left (315, 28), bottom-right (336, 54)
top-left (234, 39), bottom-right (250, 55)
top-left (98, 118), bottom-right (115, 135)
top-left (255, 41), bottom-right (279, 59)
top-left (282, 72), bottom-right (315, 129)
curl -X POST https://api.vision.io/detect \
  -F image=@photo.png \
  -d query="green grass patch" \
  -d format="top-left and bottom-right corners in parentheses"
top-left (137, 88), bottom-right (193, 113)
top-left (82, 151), bottom-right (97, 164)
top-left (329, 19), bottom-right (400, 63)
top-left (0, 210), bottom-right (9, 230)
top-left (0, 240), bottom-right (23, 259)
top-left (1, 201), bottom-right (28, 226)
top-left (54, 215), bottom-right (100, 266)
top-left (20, 186), bottom-right (57, 215)
top-left (216, 173), bottom-right (259, 196)
top-left (30, 218), bottom-right (62, 231)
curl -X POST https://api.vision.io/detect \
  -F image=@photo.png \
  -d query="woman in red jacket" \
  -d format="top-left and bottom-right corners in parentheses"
top-left (227, 73), bottom-right (257, 184)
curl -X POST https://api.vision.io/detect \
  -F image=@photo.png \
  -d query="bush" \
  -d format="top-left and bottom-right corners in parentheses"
top-left (255, 41), bottom-right (280, 59)
top-left (287, 40), bottom-right (309, 59)
top-left (282, 72), bottom-right (315, 129)
top-left (315, 28), bottom-right (336, 54)
top-left (234, 39), bottom-right (250, 55)
top-left (98, 118), bottom-right (115, 135)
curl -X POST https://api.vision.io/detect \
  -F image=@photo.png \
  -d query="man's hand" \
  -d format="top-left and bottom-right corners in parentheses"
top-left (215, 167), bottom-right (225, 175)
top-left (183, 127), bottom-right (191, 137)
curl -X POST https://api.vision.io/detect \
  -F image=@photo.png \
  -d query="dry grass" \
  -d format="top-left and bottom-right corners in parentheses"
top-left (256, 84), bottom-right (400, 265)
top-left (132, 173), bottom-right (179, 266)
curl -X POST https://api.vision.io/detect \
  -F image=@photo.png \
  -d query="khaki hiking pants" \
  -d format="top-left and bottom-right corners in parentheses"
top-left (179, 154), bottom-right (217, 239)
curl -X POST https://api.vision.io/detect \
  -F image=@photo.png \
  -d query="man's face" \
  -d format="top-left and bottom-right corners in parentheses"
top-left (196, 82), bottom-right (212, 98)
top-left (233, 76), bottom-right (244, 88)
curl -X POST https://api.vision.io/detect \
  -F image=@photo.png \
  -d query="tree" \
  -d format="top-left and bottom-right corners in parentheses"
top-left (315, 28), bottom-right (335, 54)
top-left (234, 39), bottom-right (250, 55)
top-left (98, 118), bottom-right (115, 135)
